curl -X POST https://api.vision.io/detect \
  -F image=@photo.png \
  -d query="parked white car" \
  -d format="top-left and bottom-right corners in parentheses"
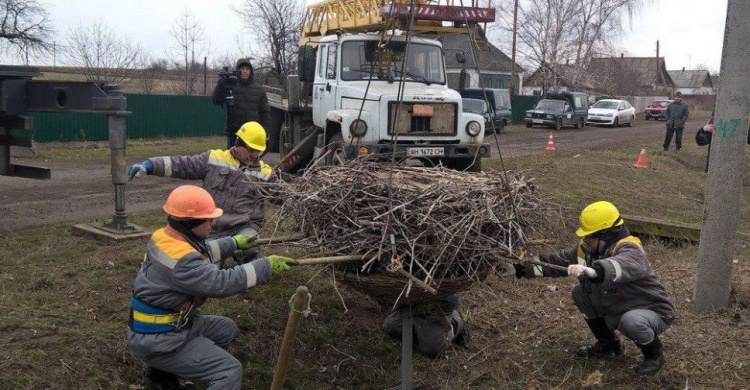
top-left (586, 99), bottom-right (636, 127)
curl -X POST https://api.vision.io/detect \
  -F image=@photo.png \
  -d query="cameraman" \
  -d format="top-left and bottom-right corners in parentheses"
top-left (212, 58), bottom-right (271, 149)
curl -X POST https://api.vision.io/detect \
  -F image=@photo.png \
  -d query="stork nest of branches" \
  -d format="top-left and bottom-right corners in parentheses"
top-left (271, 160), bottom-right (549, 305)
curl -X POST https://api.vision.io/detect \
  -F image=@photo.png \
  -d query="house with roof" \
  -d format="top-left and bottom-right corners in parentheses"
top-left (668, 68), bottom-right (714, 95)
top-left (434, 33), bottom-right (525, 92)
top-left (520, 62), bottom-right (604, 96)
top-left (587, 56), bottom-right (675, 96)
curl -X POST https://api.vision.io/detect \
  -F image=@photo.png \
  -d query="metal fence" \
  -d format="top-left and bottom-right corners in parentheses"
top-left (28, 94), bottom-right (226, 143)
top-left (510, 95), bottom-right (541, 123)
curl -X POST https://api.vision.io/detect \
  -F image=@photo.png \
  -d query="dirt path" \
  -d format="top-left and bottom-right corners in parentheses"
top-left (0, 118), bottom-right (705, 232)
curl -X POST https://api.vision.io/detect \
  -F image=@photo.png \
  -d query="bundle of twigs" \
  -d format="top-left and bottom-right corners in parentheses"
top-left (270, 160), bottom-right (547, 297)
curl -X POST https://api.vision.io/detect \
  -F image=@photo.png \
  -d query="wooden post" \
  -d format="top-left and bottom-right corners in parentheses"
top-left (271, 286), bottom-right (311, 390)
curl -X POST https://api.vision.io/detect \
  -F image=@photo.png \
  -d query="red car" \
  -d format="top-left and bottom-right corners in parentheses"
top-left (644, 99), bottom-right (673, 121)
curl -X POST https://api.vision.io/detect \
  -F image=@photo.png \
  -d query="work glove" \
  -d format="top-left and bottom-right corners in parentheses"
top-left (567, 264), bottom-right (597, 279)
top-left (128, 160), bottom-right (154, 181)
top-left (512, 263), bottom-right (526, 279)
top-left (233, 234), bottom-right (258, 250)
top-left (266, 255), bottom-right (297, 276)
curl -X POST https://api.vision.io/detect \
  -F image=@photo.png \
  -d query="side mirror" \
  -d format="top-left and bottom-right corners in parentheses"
top-left (455, 52), bottom-right (466, 65)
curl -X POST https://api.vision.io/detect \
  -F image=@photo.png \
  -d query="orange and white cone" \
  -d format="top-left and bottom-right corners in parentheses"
top-left (545, 132), bottom-right (556, 151)
top-left (633, 145), bottom-right (648, 168)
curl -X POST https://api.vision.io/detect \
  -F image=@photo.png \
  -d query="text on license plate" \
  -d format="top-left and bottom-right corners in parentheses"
top-left (533, 119), bottom-right (544, 124)
top-left (406, 147), bottom-right (444, 157)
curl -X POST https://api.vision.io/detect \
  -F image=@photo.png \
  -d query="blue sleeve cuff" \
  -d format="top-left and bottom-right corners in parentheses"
top-left (141, 159), bottom-right (154, 174)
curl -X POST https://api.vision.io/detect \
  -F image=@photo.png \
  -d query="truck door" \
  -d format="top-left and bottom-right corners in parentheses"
top-left (313, 43), bottom-right (338, 129)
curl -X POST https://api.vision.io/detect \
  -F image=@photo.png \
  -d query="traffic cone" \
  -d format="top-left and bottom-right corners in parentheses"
top-left (633, 145), bottom-right (648, 168)
top-left (545, 132), bottom-right (556, 151)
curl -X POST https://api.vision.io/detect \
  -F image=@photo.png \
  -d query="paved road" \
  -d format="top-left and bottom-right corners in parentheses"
top-left (0, 117), bottom-right (706, 232)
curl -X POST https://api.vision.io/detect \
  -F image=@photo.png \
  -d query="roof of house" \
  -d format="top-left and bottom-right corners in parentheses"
top-left (522, 63), bottom-right (602, 93)
top-left (710, 75), bottom-right (720, 90)
top-left (429, 33), bottom-right (525, 74)
top-left (588, 57), bottom-right (675, 88)
top-left (667, 69), bottom-right (712, 89)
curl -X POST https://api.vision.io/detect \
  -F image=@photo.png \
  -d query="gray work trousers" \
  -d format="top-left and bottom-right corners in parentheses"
top-left (128, 315), bottom-right (242, 390)
top-left (572, 284), bottom-right (670, 345)
top-left (383, 308), bottom-right (462, 359)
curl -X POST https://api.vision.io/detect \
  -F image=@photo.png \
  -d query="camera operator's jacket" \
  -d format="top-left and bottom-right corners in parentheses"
top-left (212, 76), bottom-right (271, 136)
top-left (520, 233), bottom-right (674, 323)
top-left (148, 149), bottom-right (279, 238)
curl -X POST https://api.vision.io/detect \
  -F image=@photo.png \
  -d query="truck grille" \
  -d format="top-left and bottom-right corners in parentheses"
top-left (388, 102), bottom-right (457, 136)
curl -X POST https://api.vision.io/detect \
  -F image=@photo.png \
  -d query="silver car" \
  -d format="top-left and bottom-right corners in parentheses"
top-left (586, 99), bottom-right (636, 127)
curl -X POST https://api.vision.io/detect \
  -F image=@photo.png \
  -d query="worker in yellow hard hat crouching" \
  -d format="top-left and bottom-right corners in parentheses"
top-left (513, 201), bottom-right (675, 376)
top-left (127, 185), bottom-right (296, 390)
top-left (128, 121), bottom-right (279, 265)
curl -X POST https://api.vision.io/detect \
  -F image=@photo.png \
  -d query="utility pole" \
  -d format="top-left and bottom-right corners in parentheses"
top-left (510, 0), bottom-right (518, 95)
top-left (693, 0), bottom-right (750, 312)
top-left (203, 56), bottom-right (208, 96)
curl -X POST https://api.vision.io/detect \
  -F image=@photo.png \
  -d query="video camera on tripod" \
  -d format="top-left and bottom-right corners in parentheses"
top-left (218, 66), bottom-right (242, 106)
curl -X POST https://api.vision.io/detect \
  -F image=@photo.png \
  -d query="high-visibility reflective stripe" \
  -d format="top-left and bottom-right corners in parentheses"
top-left (147, 241), bottom-right (178, 269)
top-left (132, 310), bottom-right (179, 325)
top-left (533, 265), bottom-right (543, 277)
top-left (207, 240), bottom-right (222, 264)
top-left (161, 157), bottom-right (173, 177)
top-left (577, 256), bottom-right (586, 265)
top-left (245, 170), bottom-right (269, 181)
top-left (242, 262), bottom-right (257, 288)
top-left (208, 157), bottom-right (239, 170)
top-left (609, 259), bottom-right (623, 282)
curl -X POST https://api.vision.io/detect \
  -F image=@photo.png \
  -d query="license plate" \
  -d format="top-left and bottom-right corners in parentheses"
top-left (533, 119), bottom-right (544, 124)
top-left (406, 147), bottom-right (444, 157)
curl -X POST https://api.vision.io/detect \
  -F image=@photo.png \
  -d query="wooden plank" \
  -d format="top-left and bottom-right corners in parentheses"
top-left (621, 214), bottom-right (702, 242)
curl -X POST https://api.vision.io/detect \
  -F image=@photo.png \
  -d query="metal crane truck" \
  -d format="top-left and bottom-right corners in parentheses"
top-left (265, 0), bottom-right (496, 173)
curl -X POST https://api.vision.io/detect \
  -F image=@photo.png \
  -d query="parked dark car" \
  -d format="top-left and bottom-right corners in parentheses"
top-left (644, 99), bottom-right (672, 120)
top-left (525, 91), bottom-right (588, 130)
top-left (460, 88), bottom-right (511, 132)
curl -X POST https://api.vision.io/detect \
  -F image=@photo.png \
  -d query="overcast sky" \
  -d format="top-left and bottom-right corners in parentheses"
top-left (1, 0), bottom-right (728, 74)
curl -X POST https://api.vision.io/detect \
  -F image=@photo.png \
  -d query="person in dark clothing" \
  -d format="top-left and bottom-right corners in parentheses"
top-left (663, 92), bottom-right (689, 151)
top-left (212, 58), bottom-right (271, 149)
top-left (514, 201), bottom-right (675, 376)
top-left (695, 109), bottom-right (750, 172)
top-left (383, 294), bottom-right (470, 359)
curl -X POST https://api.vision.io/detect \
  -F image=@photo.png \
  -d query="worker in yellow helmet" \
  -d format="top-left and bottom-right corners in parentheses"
top-left (513, 201), bottom-right (675, 376)
top-left (128, 185), bottom-right (296, 390)
top-left (128, 121), bottom-right (278, 265)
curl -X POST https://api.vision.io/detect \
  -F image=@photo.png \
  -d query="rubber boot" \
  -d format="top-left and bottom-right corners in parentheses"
top-left (575, 318), bottom-right (623, 358)
top-left (450, 310), bottom-right (470, 346)
top-left (145, 366), bottom-right (187, 390)
top-left (634, 336), bottom-right (664, 376)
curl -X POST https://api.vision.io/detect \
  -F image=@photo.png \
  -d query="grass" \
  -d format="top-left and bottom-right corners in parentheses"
top-left (32, 136), bottom-right (226, 162)
top-left (1, 138), bottom-right (749, 389)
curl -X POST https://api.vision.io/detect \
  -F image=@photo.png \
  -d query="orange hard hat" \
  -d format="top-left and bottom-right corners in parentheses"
top-left (163, 185), bottom-right (223, 219)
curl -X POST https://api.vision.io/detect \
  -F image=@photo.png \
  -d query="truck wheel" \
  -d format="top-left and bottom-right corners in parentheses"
top-left (525, 122), bottom-right (532, 128)
top-left (325, 133), bottom-right (346, 165)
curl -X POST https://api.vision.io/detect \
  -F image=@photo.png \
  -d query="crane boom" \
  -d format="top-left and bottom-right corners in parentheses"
top-left (300, 0), bottom-right (495, 46)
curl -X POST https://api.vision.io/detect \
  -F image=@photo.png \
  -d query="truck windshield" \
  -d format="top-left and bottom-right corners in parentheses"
top-left (535, 99), bottom-right (565, 111)
top-left (340, 40), bottom-right (445, 84)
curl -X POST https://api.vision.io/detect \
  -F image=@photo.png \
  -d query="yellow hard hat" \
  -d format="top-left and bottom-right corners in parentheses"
top-left (235, 121), bottom-right (266, 152)
top-left (575, 201), bottom-right (624, 237)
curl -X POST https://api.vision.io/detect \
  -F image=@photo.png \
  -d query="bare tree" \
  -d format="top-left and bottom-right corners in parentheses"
top-left (64, 23), bottom-right (142, 85)
top-left (0, 0), bottom-right (52, 61)
top-left (234, 0), bottom-right (304, 85)
top-left (169, 9), bottom-right (207, 95)
top-left (493, 0), bottom-right (643, 90)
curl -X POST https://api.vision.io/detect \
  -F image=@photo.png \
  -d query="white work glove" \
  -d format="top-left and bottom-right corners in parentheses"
top-left (568, 264), bottom-right (597, 279)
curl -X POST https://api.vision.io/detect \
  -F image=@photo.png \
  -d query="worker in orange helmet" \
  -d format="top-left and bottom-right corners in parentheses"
top-left (127, 185), bottom-right (296, 390)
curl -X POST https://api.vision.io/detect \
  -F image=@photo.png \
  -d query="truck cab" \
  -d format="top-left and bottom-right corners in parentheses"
top-left (307, 34), bottom-right (488, 171)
